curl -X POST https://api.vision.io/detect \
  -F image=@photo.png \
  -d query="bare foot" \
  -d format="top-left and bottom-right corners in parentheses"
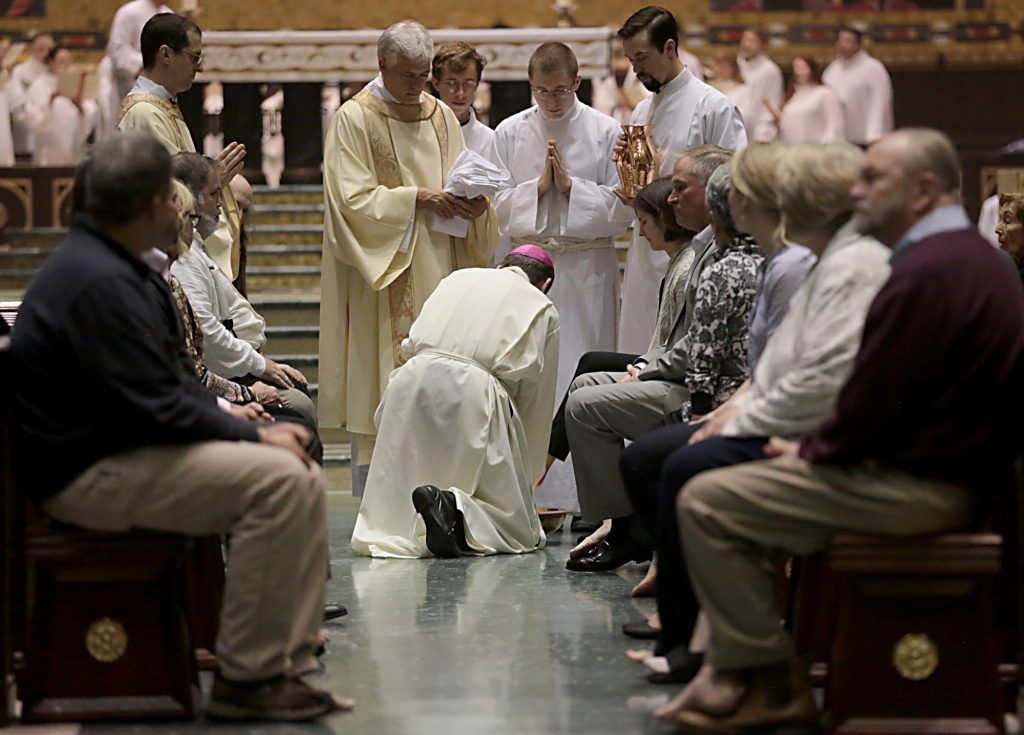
top-left (330, 693), bottom-right (356, 712)
top-left (644, 656), bottom-right (669, 674)
top-left (317, 628), bottom-right (332, 648)
top-left (626, 648), bottom-right (654, 663)
top-left (646, 612), bottom-right (661, 630)
top-left (631, 557), bottom-right (657, 597)
top-left (654, 665), bottom-right (744, 721)
top-left (569, 519), bottom-right (611, 559)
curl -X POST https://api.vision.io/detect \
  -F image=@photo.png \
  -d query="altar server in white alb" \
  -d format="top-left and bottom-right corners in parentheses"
top-left (822, 27), bottom-right (894, 147)
top-left (736, 28), bottom-right (784, 143)
top-left (352, 246), bottom-right (560, 559)
top-left (431, 41), bottom-right (500, 166)
top-left (615, 6), bottom-right (747, 355)
top-left (8, 32), bottom-right (55, 159)
top-left (492, 42), bottom-right (625, 510)
top-left (107, 0), bottom-right (171, 99)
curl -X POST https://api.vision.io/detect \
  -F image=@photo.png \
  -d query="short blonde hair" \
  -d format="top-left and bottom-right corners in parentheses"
top-left (731, 143), bottom-right (786, 214)
top-left (776, 142), bottom-right (863, 237)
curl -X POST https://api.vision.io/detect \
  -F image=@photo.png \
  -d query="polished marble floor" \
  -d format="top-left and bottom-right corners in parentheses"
top-left (24, 472), bottom-right (682, 735)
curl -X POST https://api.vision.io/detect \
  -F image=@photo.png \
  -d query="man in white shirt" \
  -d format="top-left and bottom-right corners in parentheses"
top-left (169, 152), bottom-right (316, 426)
top-left (430, 41), bottom-right (499, 165)
top-left (8, 32), bottom-right (54, 158)
top-left (822, 27), bottom-right (894, 147)
top-left (107, 0), bottom-right (171, 99)
top-left (736, 28), bottom-right (783, 143)
top-left (493, 41), bottom-right (626, 510)
top-left (615, 6), bottom-right (747, 355)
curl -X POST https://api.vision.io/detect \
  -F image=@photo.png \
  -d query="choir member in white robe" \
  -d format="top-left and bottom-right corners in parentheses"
top-left (8, 33), bottom-right (54, 158)
top-left (430, 41), bottom-right (500, 166)
top-left (736, 29), bottom-right (783, 143)
top-left (319, 22), bottom-right (497, 496)
top-left (822, 28), bottom-right (894, 147)
top-left (0, 77), bottom-right (14, 167)
top-left (707, 55), bottom-right (757, 142)
top-left (615, 6), bottom-right (747, 355)
top-left (107, 0), bottom-right (171, 99)
top-left (493, 42), bottom-right (626, 510)
top-left (351, 247), bottom-right (560, 558)
top-left (26, 48), bottom-right (98, 166)
top-left (94, 56), bottom-right (121, 141)
top-left (777, 56), bottom-right (845, 144)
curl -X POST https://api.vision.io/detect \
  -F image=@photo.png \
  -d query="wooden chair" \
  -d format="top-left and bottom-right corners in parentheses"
top-left (792, 533), bottom-right (1005, 735)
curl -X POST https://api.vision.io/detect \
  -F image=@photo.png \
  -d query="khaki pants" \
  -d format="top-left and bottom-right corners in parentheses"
top-left (676, 456), bottom-right (974, 669)
top-left (43, 441), bottom-right (328, 683)
top-left (565, 370), bottom-right (686, 521)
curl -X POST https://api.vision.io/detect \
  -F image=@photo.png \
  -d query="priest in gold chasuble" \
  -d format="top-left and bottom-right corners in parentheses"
top-left (318, 22), bottom-right (498, 492)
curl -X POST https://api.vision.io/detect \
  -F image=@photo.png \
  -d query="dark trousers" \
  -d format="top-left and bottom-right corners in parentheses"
top-left (622, 423), bottom-right (768, 656)
top-left (548, 350), bottom-right (637, 460)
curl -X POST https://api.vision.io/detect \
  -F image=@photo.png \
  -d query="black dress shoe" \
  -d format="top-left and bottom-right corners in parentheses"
top-left (621, 620), bottom-right (659, 639)
top-left (411, 485), bottom-right (469, 558)
top-left (564, 538), bottom-right (651, 571)
top-left (323, 603), bottom-right (348, 621)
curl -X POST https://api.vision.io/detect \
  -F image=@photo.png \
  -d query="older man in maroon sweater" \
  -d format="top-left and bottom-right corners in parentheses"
top-left (657, 128), bottom-right (1024, 732)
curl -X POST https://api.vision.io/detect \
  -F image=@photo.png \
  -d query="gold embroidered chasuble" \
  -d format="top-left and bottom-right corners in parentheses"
top-left (117, 94), bottom-right (243, 279)
top-left (318, 89), bottom-right (497, 440)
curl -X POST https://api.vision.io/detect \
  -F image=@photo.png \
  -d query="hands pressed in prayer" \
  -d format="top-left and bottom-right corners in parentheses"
top-left (550, 142), bottom-right (572, 195)
top-left (251, 381), bottom-right (282, 406)
top-left (258, 423), bottom-right (313, 465)
top-left (763, 437), bottom-right (799, 458)
top-left (417, 187), bottom-right (460, 219)
top-left (537, 146), bottom-right (554, 197)
top-left (217, 142), bottom-right (247, 185)
top-left (229, 402), bottom-right (272, 423)
top-left (620, 364), bottom-right (641, 383)
top-left (451, 195), bottom-right (488, 220)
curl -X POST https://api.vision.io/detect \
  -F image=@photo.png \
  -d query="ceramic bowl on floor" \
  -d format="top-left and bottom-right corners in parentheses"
top-left (537, 507), bottom-right (570, 535)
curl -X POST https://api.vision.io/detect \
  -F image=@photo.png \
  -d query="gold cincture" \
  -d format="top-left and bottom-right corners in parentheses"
top-left (892, 633), bottom-right (938, 681)
top-left (85, 617), bottom-right (128, 663)
top-left (616, 125), bottom-right (654, 199)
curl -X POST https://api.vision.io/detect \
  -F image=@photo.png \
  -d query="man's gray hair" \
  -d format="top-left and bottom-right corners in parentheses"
top-left (378, 21), bottom-right (433, 66)
top-left (684, 144), bottom-right (734, 186)
top-left (896, 127), bottom-right (961, 196)
top-left (704, 164), bottom-right (739, 237)
top-left (85, 131), bottom-right (171, 224)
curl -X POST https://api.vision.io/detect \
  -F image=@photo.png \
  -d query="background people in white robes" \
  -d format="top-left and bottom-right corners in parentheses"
top-left (707, 55), bottom-right (756, 142)
top-left (352, 246), bottom-right (560, 559)
top-left (822, 27), bottom-right (894, 147)
top-left (493, 42), bottom-right (626, 511)
top-left (735, 28), bottom-right (783, 143)
top-left (776, 56), bottom-right (845, 144)
top-left (26, 47), bottom-right (98, 166)
top-left (615, 6), bottom-right (747, 355)
top-left (107, 0), bottom-right (171, 99)
top-left (8, 32), bottom-right (54, 159)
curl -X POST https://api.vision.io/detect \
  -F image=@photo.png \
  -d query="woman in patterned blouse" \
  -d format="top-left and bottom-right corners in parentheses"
top-left (676, 165), bottom-right (764, 421)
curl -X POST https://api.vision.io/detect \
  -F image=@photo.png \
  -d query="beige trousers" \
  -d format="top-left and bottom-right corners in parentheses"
top-left (42, 441), bottom-right (328, 683)
top-left (676, 456), bottom-right (974, 669)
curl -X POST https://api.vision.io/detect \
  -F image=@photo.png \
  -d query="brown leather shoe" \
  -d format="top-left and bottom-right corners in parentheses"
top-left (207, 673), bottom-right (337, 721)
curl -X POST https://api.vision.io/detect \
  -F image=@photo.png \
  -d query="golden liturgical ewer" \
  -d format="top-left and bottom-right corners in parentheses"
top-left (617, 124), bottom-right (654, 198)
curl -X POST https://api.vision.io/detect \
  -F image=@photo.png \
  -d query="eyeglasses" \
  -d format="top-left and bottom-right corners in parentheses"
top-left (439, 79), bottom-right (479, 94)
top-left (531, 86), bottom-right (574, 101)
top-left (178, 49), bottom-right (203, 66)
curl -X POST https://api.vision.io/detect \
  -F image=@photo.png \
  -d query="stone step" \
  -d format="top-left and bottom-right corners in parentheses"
top-left (247, 244), bottom-right (322, 268)
top-left (246, 265), bottom-right (321, 290)
top-left (251, 203), bottom-right (324, 226)
top-left (0, 247), bottom-right (50, 271)
top-left (323, 442), bottom-right (351, 467)
top-left (0, 269), bottom-right (35, 291)
top-left (265, 325), bottom-right (319, 355)
top-left (249, 294), bottom-right (320, 328)
top-left (249, 224), bottom-right (322, 246)
top-left (3, 228), bottom-right (66, 249)
top-left (252, 185), bottom-right (323, 206)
